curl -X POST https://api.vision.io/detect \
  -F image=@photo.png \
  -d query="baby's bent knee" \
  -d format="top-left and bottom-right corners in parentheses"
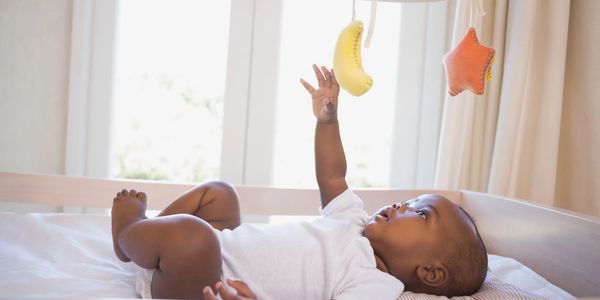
top-left (204, 181), bottom-right (237, 196)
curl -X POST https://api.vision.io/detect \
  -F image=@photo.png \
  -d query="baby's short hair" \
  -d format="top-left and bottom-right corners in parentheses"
top-left (441, 207), bottom-right (488, 296)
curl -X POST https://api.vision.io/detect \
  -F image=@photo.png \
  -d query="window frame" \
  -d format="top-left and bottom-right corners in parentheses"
top-left (67, 0), bottom-right (450, 188)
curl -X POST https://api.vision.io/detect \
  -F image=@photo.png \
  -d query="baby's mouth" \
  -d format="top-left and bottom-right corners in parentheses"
top-left (375, 207), bottom-right (390, 222)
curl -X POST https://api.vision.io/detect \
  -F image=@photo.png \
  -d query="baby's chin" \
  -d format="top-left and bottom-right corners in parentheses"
top-left (367, 213), bottom-right (378, 224)
top-left (362, 218), bottom-right (380, 240)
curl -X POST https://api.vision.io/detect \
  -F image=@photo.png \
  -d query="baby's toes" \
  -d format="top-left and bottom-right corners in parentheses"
top-left (137, 192), bottom-right (147, 202)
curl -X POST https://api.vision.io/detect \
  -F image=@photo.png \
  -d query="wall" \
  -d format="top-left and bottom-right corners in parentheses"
top-left (556, 0), bottom-right (600, 217)
top-left (0, 0), bottom-right (72, 175)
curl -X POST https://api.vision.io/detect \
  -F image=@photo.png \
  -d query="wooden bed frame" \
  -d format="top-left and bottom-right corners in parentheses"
top-left (1, 172), bottom-right (599, 297)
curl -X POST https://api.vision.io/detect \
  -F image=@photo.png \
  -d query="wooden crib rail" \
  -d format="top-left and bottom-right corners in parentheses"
top-left (0, 172), bottom-right (459, 215)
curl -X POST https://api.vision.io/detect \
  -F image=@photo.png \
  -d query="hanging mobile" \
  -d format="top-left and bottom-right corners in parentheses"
top-left (443, 0), bottom-right (495, 97)
top-left (333, 0), bottom-right (378, 97)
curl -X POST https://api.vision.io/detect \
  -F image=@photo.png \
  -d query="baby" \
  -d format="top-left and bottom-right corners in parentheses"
top-left (111, 65), bottom-right (487, 300)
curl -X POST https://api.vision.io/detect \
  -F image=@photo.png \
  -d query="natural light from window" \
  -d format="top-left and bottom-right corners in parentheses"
top-left (272, 0), bottom-right (402, 188)
top-left (111, 0), bottom-right (231, 183)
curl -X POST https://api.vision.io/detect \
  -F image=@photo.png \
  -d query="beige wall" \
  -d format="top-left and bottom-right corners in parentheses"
top-left (0, 0), bottom-right (72, 175)
top-left (556, 0), bottom-right (600, 217)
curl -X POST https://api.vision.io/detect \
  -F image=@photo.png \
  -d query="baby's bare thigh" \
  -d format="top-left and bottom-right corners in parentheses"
top-left (151, 214), bottom-right (222, 299)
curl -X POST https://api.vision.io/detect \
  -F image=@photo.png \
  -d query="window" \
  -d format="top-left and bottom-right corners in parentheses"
top-left (272, 0), bottom-right (403, 188)
top-left (74, 0), bottom-right (447, 189)
top-left (110, 0), bottom-right (231, 182)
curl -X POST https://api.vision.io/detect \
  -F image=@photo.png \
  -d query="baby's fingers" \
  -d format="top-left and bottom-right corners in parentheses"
top-left (202, 286), bottom-right (218, 300)
top-left (321, 66), bottom-right (334, 86)
top-left (226, 278), bottom-right (257, 298)
top-left (312, 64), bottom-right (325, 87)
top-left (300, 78), bottom-right (315, 94)
top-left (331, 69), bottom-right (338, 86)
top-left (215, 282), bottom-right (240, 300)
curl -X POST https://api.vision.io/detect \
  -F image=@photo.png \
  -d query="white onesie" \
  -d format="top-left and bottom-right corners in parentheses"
top-left (136, 189), bottom-right (404, 299)
top-left (216, 189), bottom-right (403, 300)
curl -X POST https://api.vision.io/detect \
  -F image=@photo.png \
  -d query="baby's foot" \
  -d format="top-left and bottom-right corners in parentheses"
top-left (111, 189), bottom-right (148, 262)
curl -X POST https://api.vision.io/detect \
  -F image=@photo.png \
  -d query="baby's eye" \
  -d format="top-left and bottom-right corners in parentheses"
top-left (416, 210), bottom-right (428, 220)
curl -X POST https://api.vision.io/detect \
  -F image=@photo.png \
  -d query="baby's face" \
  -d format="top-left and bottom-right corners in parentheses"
top-left (364, 194), bottom-right (475, 280)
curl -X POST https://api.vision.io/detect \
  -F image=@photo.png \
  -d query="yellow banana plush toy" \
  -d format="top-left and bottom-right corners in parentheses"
top-left (333, 20), bottom-right (372, 97)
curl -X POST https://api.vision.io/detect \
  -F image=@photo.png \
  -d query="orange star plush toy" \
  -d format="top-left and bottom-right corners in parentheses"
top-left (443, 27), bottom-right (495, 97)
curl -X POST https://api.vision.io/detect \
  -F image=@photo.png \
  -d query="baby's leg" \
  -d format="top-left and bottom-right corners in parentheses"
top-left (112, 190), bottom-right (221, 299)
top-left (158, 181), bottom-right (241, 231)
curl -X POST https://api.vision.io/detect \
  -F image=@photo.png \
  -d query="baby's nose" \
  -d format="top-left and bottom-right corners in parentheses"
top-left (392, 203), bottom-right (408, 212)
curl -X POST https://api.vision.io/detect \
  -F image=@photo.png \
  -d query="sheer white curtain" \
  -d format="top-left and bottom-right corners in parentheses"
top-left (389, 1), bottom-right (452, 189)
top-left (435, 0), bottom-right (571, 206)
top-left (555, 0), bottom-right (600, 217)
top-left (66, 0), bottom-right (117, 179)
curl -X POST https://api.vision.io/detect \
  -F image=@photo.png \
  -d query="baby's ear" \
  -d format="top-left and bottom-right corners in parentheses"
top-left (416, 262), bottom-right (448, 287)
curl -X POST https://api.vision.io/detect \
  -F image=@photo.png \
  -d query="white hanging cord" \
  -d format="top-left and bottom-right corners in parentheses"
top-left (469, 0), bottom-right (486, 28)
top-left (364, 0), bottom-right (377, 48)
top-left (352, 0), bottom-right (356, 21)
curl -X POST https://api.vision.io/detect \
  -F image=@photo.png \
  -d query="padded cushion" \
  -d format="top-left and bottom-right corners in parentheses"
top-left (397, 255), bottom-right (574, 300)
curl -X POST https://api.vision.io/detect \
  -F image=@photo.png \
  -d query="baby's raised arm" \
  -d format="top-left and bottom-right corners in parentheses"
top-left (300, 64), bottom-right (348, 208)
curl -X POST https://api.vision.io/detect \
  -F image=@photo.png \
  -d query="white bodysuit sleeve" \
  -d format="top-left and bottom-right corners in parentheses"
top-left (320, 189), bottom-right (366, 220)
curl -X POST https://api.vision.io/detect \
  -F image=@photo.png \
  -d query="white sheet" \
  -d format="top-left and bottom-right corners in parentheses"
top-left (0, 213), bottom-right (140, 299)
top-left (0, 212), bottom-right (574, 299)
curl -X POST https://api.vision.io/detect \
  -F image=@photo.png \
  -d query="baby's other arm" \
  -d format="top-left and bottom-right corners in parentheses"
top-left (300, 65), bottom-right (348, 208)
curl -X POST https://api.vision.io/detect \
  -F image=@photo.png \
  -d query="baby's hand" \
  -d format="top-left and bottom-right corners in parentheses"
top-left (203, 279), bottom-right (257, 300)
top-left (300, 64), bottom-right (340, 124)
